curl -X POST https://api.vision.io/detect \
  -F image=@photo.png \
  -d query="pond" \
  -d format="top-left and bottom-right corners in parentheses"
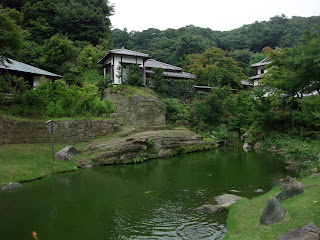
top-left (0, 148), bottom-right (287, 240)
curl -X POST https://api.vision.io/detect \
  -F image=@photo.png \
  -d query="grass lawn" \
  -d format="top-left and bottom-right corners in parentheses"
top-left (224, 176), bottom-right (320, 239)
top-left (0, 143), bottom-right (86, 187)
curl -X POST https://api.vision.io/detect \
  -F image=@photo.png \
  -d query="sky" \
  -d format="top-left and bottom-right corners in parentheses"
top-left (109, 0), bottom-right (320, 32)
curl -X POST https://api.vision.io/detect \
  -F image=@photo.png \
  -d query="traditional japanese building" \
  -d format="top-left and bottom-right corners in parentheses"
top-left (145, 59), bottom-right (197, 81)
top-left (250, 57), bottom-right (272, 87)
top-left (98, 47), bottom-right (150, 85)
top-left (0, 57), bottom-right (62, 88)
top-left (98, 47), bottom-right (197, 85)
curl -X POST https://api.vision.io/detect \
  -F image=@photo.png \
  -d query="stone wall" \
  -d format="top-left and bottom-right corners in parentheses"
top-left (0, 118), bottom-right (122, 145)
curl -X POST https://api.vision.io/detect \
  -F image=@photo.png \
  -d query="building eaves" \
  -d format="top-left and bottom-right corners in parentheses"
top-left (146, 70), bottom-right (197, 80)
top-left (0, 58), bottom-right (62, 78)
top-left (241, 79), bottom-right (253, 86)
top-left (250, 73), bottom-right (265, 80)
top-left (98, 47), bottom-right (150, 64)
top-left (251, 57), bottom-right (272, 68)
top-left (145, 59), bottom-right (182, 71)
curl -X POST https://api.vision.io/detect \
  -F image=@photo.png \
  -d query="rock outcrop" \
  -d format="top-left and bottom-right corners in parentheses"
top-left (260, 197), bottom-right (287, 225)
top-left (1, 182), bottom-right (23, 191)
top-left (278, 222), bottom-right (320, 240)
top-left (104, 89), bottom-right (166, 131)
top-left (83, 128), bottom-right (216, 165)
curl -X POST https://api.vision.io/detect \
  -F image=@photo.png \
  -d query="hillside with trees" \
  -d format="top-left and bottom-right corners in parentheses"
top-left (112, 15), bottom-right (320, 66)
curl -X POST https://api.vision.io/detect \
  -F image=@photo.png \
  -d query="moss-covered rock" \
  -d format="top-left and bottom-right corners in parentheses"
top-left (83, 128), bottom-right (216, 165)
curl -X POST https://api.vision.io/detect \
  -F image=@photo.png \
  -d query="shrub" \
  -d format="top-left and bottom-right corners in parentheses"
top-left (4, 80), bottom-right (116, 118)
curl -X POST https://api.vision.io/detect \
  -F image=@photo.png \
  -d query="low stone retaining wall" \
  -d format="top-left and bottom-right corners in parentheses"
top-left (0, 118), bottom-right (122, 144)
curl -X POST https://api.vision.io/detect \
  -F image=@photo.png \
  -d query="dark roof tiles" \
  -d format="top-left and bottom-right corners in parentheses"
top-left (145, 59), bottom-right (182, 71)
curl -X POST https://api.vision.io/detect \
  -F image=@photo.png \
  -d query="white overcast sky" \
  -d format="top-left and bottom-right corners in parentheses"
top-left (109, 0), bottom-right (320, 32)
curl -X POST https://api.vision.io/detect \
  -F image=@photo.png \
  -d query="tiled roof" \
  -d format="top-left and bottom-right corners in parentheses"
top-left (145, 59), bottom-right (182, 71)
top-left (0, 58), bottom-right (62, 78)
top-left (146, 70), bottom-right (197, 80)
top-left (241, 79), bottom-right (253, 86)
top-left (98, 47), bottom-right (150, 64)
top-left (251, 57), bottom-right (272, 67)
top-left (250, 73), bottom-right (265, 80)
top-left (110, 48), bottom-right (150, 58)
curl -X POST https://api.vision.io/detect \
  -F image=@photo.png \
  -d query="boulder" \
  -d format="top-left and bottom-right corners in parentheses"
top-left (254, 141), bottom-right (263, 150)
top-left (276, 176), bottom-right (304, 201)
top-left (1, 182), bottom-right (23, 191)
top-left (195, 204), bottom-right (226, 214)
top-left (311, 168), bottom-right (318, 173)
top-left (241, 132), bottom-right (249, 140)
top-left (214, 194), bottom-right (243, 207)
top-left (285, 163), bottom-right (302, 172)
top-left (254, 189), bottom-right (264, 193)
top-left (260, 197), bottom-right (287, 225)
top-left (280, 176), bottom-right (304, 190)
top-left (56, 146), bottom-right (78, 161)
top-left (278, 222), bottom-right (320, 240)
top-left (243, 142), bottom-right (252, 151)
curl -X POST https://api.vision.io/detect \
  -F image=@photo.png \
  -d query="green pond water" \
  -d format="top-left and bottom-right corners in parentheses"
top-left (0, 148), bottom-right (287, 240)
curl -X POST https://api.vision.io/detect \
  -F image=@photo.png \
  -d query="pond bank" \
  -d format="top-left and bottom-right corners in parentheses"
top-left (224, 175), bottom-right (320, 239)
top-left (0, 128), bottom-right (216, 186)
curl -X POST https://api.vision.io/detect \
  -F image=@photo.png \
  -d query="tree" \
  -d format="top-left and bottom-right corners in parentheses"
top-left (0, 6), bottom-right (24, 61)
top-left (40, 34), bottom-right (77, 75)
top-left (22, 0), bottom-right (114, 45)
top-left (262, 27), bottom-right (320, 98)
top-left (126, 64), bottom-right (143, 86)
top-left (185, 47), bottom-right (247, 88)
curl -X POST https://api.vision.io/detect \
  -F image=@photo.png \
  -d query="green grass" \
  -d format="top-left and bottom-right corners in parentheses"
top-left (224, 176), bottom-right (320, 239)
top-left (0, 143), bottom-right (85, 186)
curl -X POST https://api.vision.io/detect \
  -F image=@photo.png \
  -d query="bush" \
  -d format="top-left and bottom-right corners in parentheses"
top-left (293, 96), bottom-right (320, 130)
top-left (4, 80), bottom-right (116, 118)
top-left (162, 98), bottom-right (191, 126)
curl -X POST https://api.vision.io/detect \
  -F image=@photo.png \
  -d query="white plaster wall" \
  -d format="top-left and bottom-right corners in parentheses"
top-left (114, 55), bottom-right (122, 84)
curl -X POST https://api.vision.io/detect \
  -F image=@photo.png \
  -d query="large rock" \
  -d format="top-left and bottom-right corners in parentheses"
top-left (254, 141), bottom-right (263, 150)
top-left (56, 146), bottom-right (78, 161)
top-left (285, 163), bottom-right (302, 172)
top-left (84, 128), bottom-right (215, 165)
top-left (195, 204), bottom-right (226, 214)
top-left (214, 194), bottom-right (243, 207)
top-left (276, 176), bottom-right (304, 201)
top-left (278, 222), bottom-right (320, 240)
top-left (260, 197), bottom-right (287, 225)
top-left (104, 89), bottom-right (166, 131)
top-left (243, 142), bottom-right (252, 151)
top-left (280, 176), bottom-right (304, 190)
top-left (1, 182), bottom-right (23, 191)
